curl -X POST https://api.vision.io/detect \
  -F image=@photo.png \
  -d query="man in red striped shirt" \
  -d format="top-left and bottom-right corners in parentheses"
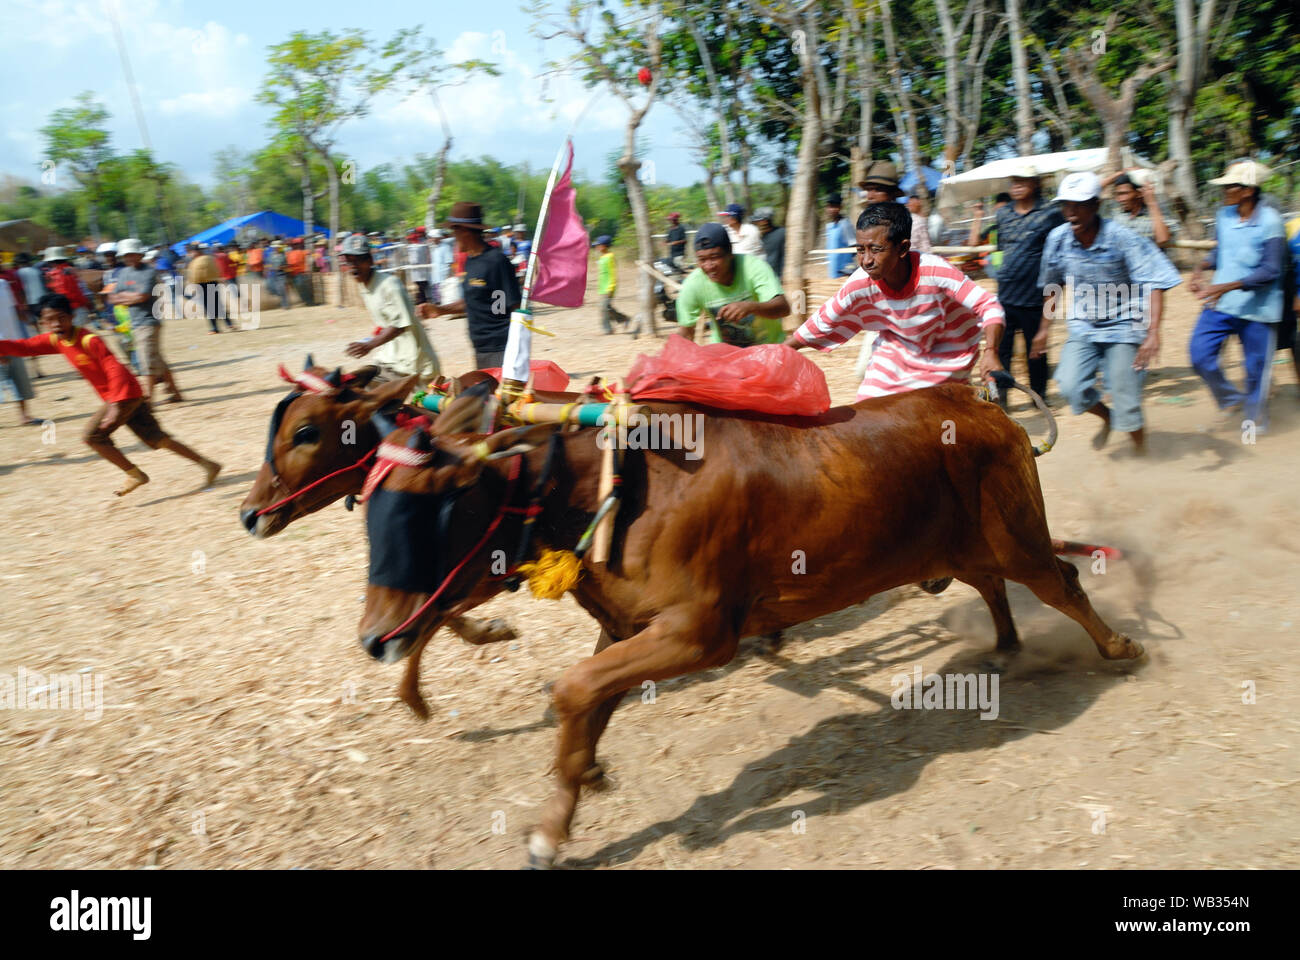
top-left (786, 202), bottom-right (1005, 398)
top-left (0, 293), bottom-right (221, 497)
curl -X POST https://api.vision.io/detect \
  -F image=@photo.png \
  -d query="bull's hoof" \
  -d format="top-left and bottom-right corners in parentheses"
top-left (399, 684), bottom-right (430, 720)
top-left (526, 833), bottom-right (557, 869)
top-left (759, 631), bottom-right (784, 653)
top-left (581, 762), bottom-right (610, 792)
top-left (918, 577), bottom-right (954, 595)
top-left (1101, 635), bottom-right (1146, 661)
top-left (483, 618), bottom-right (518, 644)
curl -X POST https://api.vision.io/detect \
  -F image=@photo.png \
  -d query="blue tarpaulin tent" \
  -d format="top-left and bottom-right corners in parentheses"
top-left (899, 165), bottom-right (943, 196)
top-left (170, 211), bottom-right (330, 256)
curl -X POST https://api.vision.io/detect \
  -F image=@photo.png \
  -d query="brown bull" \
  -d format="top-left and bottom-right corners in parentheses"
top-left (356, 382), bottom-right (1144, 867)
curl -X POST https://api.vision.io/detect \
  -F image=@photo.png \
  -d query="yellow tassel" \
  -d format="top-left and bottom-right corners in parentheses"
top-left (517, 548), bottom-right (583, 600)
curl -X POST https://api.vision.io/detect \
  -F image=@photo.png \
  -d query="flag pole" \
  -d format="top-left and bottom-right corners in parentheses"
top-left (501, 91), bottom-right (601, 401)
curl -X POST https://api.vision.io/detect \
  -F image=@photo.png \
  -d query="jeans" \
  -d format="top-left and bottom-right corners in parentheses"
top-left (999, 303), bottom-right (1049, 398)
top-left (1189, 308), bottom-right (1278, 430)
top-left (1053, 338), bottom-right (1145, 432)
top-left (474, 349), bottom-right (505, 370)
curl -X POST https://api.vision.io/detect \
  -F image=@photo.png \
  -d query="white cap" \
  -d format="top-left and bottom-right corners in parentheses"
top-left (1208, 160), bottom-right (1271, 187)
top-left (96, 241), bottom-right (117, 255)
top-left (513, 223), bottom-right (525, 231)
top-left (339, 234), bottom-right (370, 256)
top-left (1054, 172), bottom-right (1102, 203)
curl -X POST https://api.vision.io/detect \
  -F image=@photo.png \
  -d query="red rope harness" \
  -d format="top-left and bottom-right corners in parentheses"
top-left (376, 455), bottom-right (524, 645)
top-left (255, 448), bottom-right (377, 517)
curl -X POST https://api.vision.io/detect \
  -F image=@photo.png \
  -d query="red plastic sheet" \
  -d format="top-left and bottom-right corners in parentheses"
top-left (479, 359), bottom-right (570, 393)
top-left (626, 334), bottom-right (830, 416)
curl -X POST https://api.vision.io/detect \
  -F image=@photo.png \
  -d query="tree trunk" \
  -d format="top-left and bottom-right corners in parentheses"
top-left (1006, 0), bottom-right (1034, 155)
top-left (1167, 0), bottom-right (1217, 226)
top-left (935, 0), bottom-right (962, 176)
top-left (878, 0), bottom-right (925, 199)
top-left (618, 126), bottom-right (656, 337)
top-left (687, 18), bottom-right (736, 207)
top-left (703, 166), bottom-right (722, 216)
top-left (850, 0), bottom-right (875, 223)
top-left (300, 162), bottom-right (315, 238)
top-left (781, 10), bottom-right (823, 306)
top-left (426, 136), bottom-right (452, 230)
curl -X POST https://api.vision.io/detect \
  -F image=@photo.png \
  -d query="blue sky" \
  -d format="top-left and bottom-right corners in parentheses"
top-left (0, 0), bottom-right (709, 192)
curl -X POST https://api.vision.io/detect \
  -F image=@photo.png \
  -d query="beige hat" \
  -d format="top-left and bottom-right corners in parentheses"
top-left (117, 238), bottom-right (144, 255)
top-left (1008, 161), bottom-right (1039, 180)
top-left (1208, 160), bottom-right (1272, 187)
top-left (42, 245), bottom-right (69, 262)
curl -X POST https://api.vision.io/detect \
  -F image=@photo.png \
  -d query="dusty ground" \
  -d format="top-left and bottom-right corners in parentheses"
top-left (2, 272), bottom-right (1298, 870)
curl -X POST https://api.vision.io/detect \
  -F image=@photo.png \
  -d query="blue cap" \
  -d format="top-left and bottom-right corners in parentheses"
top-left (694, 222), bottom-right (731, 252)
top-left (592, 234), bottom-right (613, 247)
top-left (717, 203), bottom-right (744, 219)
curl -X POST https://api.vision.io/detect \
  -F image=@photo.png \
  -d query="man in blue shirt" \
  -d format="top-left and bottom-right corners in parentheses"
top-left (823, 194), bottom-right (856, 278)
top-left (1032, 173), bottom-right (1181, 456)
top-left (1189, 160), bottom-right (1286, 433)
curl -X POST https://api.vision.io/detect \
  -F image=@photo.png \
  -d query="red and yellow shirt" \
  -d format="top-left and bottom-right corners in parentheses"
top-left (0, 327), bottom-right (142, 403)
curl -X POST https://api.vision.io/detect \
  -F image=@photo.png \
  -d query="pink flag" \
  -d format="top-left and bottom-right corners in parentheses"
top-left (531, 140), bottom-right (588, 308)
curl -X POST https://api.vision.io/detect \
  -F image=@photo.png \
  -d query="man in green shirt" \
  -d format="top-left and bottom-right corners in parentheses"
top-left (594, 235), bottom-right (633, 335)
top-left (675, 222), bottom-right (790, 346)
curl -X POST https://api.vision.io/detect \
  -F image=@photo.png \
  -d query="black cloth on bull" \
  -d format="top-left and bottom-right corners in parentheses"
top-left (366, 484), bottom-right (466, 593)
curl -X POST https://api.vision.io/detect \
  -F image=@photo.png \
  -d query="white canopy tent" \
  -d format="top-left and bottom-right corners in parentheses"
top-left (936, 148), bottom-right (1157, 220)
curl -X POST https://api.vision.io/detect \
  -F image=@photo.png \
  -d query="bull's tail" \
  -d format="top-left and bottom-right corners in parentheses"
top-left (984, 370), bottom-right (1057, 457)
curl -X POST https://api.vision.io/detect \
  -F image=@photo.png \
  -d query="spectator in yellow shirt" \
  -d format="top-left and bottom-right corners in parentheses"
top-left (594, 236), bottom-right (634, 336)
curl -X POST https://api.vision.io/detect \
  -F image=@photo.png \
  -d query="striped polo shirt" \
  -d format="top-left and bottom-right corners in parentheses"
top-left (792, 252), bottom-right (1005, 399)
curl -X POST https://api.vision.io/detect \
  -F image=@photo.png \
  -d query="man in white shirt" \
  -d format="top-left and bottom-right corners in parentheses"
top-left (430, 229), bottom-right (454, 304)
top-left (406, 226), bottom-right (433, 304)
top-left (718, 203), bottom-right (764, 257)
top-left (341, 234), bottom-right (440, 383)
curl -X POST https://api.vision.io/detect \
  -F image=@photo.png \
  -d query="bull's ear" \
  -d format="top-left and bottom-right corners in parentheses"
top-left (347, 365), bottom-right (382, 389)
top-left (472, 422), bottom-right (556, 461)
top-left (431, 378), bottom-right (494, 436)
top-left (356, 374), bottom-right (419, 418)
top-left (304, 353), bottom-right (315, 370)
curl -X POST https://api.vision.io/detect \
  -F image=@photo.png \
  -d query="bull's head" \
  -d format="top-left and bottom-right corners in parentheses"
top-left (238, 356), bottom-right (416, 537)
top-left (357, 420), bottom-right (557, 664)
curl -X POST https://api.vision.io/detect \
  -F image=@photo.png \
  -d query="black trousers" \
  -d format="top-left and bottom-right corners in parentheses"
top-left (999, 302), bottom-right (1049, 398)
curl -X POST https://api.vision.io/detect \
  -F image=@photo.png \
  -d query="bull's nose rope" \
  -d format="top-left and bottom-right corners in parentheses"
top-left (255, 448), bottom-right (376, 517)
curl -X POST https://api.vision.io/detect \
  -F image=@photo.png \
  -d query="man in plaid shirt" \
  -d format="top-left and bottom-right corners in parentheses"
top-left (1032, 173), bottom-right (1181, 456)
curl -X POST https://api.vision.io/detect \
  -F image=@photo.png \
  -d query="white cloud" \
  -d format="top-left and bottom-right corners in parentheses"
top-left (372, 30), bottom-right (626, 141)
top-left (157, 87), bottom-right (253, 120)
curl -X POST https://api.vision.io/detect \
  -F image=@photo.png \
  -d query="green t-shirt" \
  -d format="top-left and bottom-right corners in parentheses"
top-left (598, 252), bottom-right (616, 295)
top-left (675, 254), bottom-right (785, 346)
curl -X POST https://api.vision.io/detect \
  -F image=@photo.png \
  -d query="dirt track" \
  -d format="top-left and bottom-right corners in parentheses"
top-left (2, 275), bottom-right (1298, 869)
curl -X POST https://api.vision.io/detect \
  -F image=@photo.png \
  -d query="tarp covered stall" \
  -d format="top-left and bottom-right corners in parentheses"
top-left (170, 211), bottom-right (330, 256)
top-left (936, 148), bottom-right (1157, 220)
